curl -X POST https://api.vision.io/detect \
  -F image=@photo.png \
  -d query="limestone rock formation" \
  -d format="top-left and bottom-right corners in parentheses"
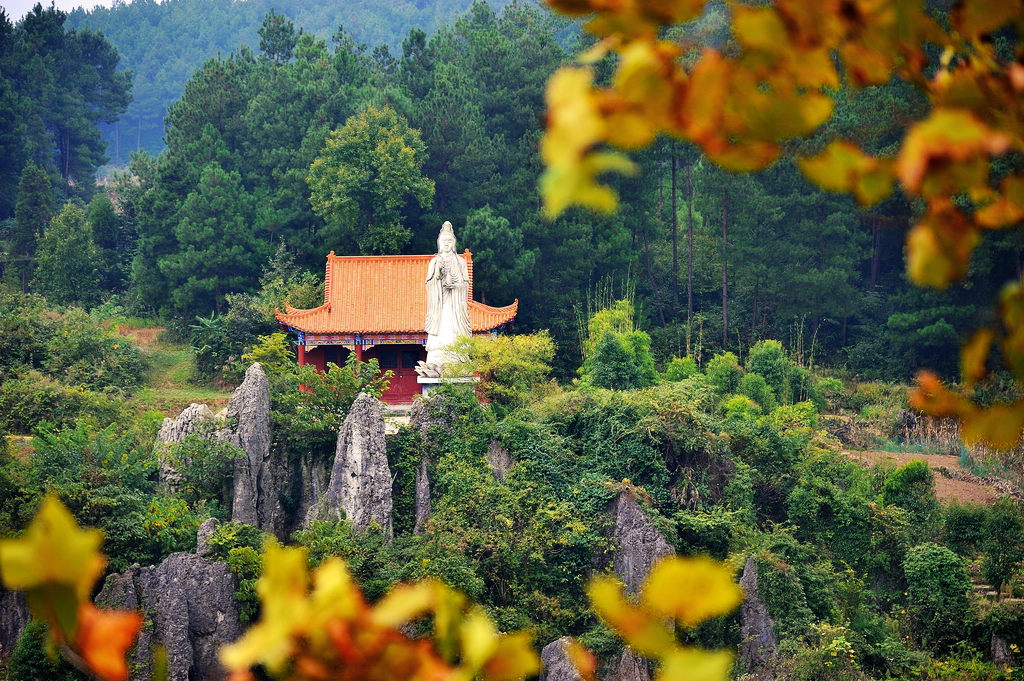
top-left (0, 587), bottom-right (29, 658)
top-left (607, 491), bottom-right (673, 594)
top-left (315, 393), bottom-right (393, 537)
top-left (540, 637), bottom-right (584, 681)
top-left (155, 403), bottom-right (216, 489)
top-left (608, 648), bottom-right (650, 681)
top-left (196, 517), bottom-right (218, 557)
top-left (739, 556), bottom-right (778, 673)
top-left (408, 394), bottom-right (457, 534)
top-left (414, 455), bottom-right (431, 534)
top-left (220, 363), bottom-right (281, 533)
top-left (993, 634), bottom-right (1015, 671)
top-left (95, 553), bottom-right (242, 681)
top-left (486, 440), bottom-right (514, 481)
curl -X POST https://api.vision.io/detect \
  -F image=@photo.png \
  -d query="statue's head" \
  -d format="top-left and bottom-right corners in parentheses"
top-left (438, 221), bottom-right (456, 253)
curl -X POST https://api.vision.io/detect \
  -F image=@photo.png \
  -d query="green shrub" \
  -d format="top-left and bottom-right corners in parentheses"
top-left (705, 351), bottom-right (743, 395)
top-left (880, 460), bottom-right (940, 530)
top-left (585, 332), bottom-right (643, 389)
top-left (0, 373), bottom-right (126, 433)
top-left (160, 434), bottom-right (243, 512)
top-left (674, 508), bottom-right (737, 559)
top-left (763, 401), bottom-right (819, 431)
top-left (227, 546), bottom-right (263, 623)
top-left (9, 620), bottom-right (81, 681)
top-left (144, 494), bottom-right (202, 558)
top-left (738, 372), bottom-right (777, 412)
top-left (723, 394), bottom-right (761, 421)
top-left (788, 365), bottom-right (823, 410)
top-left (981, 497), bottom-right (1024, 590)
top-left (815, 376), bottom-right (845, 411)
top-left (903, 542), bottom-right (972, 651)
top-left (453, 331), bottom-right (556, 411)
top-left (664, 356), bottom-right (698, 381)
top-left (241, 332), bottom-right (295, 376)
top-left (747, 340), bottom-right (789, 402)
top-left (943, 501), bottom-right (990, 557)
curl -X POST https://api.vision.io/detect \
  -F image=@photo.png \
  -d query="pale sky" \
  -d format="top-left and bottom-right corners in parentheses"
top-left (2, 0), bottom-right (113, 22)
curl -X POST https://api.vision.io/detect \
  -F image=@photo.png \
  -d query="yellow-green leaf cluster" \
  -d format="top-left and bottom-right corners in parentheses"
top-left (583, 556), bottom-right (741, 681)
top-left (0, 495), bottom-right (143, 681)
top-left (220, 542), bottom-right (541, 681)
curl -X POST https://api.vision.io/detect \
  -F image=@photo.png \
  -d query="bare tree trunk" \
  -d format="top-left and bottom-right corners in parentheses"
top-left (722, 195), bottom-right (729, 350)
top-left (671, 144), bottom-right (679, 315)
top-left (686, 148), bottom-right (695, 352)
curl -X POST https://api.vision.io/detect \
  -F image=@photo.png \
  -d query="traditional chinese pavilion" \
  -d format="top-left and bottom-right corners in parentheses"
top-left (275, 250), bottom-right (518, 404)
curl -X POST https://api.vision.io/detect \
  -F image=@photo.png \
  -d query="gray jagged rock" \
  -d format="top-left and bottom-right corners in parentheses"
top-left (540, 637), bottom-right (584, 681)
top-left (993, 634), bottom-right (1015, 672)
top-left (196, 517), bottom-right (219, 557)
top-left (486, 440), bottom-right (514, 481)
top-left (155, 403), bottom-right (216, 489)
top-left (314, 393), bottom-right (393, 537)
top-left (95, 553), bottom-right (242, 681)
top-left (408, 394), bottom-right (458, 534)
top-left (414, 454), bottom-right (431, 534)
top-left (0, 587), bottom-right (29, 659)
top-left (607, 491), bottom-right (673, 594)
top-left (221, 363), bottom-right (280, 533)
top-left (607, 649), bottom-right (650, 681)
top-left (739, 556), bottom-right (778, 674)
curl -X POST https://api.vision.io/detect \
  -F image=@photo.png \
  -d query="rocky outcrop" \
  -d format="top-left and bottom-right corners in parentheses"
top-left (196, 517), bottom-right (218, 557)
top-left (739, 556), bottom-right (778, 674)
top-left (607, 649), bottom-right (650, 681)
top-left (993, 634), bottom-right (1015, 671)
top-left (155, 403), bottom-right (217, 489)
top-left (95, 552), bottom-right (242, 681)
top-left (408, 394), bottom-right (456, 534)
top-left (0, 587), bottom-right (29, 658)
top-left (607, 491), bottom-right (673, 594)
top-left (313, 393), bottom-right (393, 537)
top-left (414, 455), bottom-right (431, 534)
top-left (221, 363), bottom-right (282, 534)
top-left (486, 440), bottom-right (514, 481)
top-left (540, 637), bottom-right (584, 681)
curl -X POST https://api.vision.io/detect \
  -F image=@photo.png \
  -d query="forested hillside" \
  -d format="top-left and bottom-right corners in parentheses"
top-left (66, 0), bottom-right (517, 160)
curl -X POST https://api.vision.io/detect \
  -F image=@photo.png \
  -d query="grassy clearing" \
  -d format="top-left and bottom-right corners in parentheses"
top-left (119, 325), bottom-right (233, 417)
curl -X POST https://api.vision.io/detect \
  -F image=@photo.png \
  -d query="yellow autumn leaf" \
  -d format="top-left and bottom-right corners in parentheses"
top-left (371, 579), bottom-right (446, 628)
top-left (587, 576), bottom-right (676, 656)
top-left (961, 328), bottom-right (994, 389)
top-left (640, 556), bottom-right (743, 628)
top-left (952, 0), bottom-right (1023, 38)
top-left (962, 402), bottom-right (1024, 451)
top-left (975, 175), bottom-right (1024, 228)
top-left (565, 638), bottom-right (597, 681)
top-left (657, 646), bottom-right (734, 681)
top-left (220, 541), bottom-right (312, 673)
top-left (896, 109), bottom-right (1011, 195)
top-left (799, 141), bottom-right (894, 206)
top-left (460, 608), bottom-right (499, 670)
top-left (1000, 281), bottom-right (1024, 380)
top-left (0, 494), bottom-right (105, 601)
top-left (732, 6), bottom-right (789, 54)
top-left (541, 151), bottom-right (636, 218)
top-left (541, 67), bottom-right (605, 168)
top-left (906, 205), bottom-right (979, 288)
top-left (481, 631), bottom-right (540, 681)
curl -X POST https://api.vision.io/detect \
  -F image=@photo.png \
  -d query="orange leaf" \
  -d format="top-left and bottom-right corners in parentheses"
top-left (905, 202), bottom-right (979, 288)
top-left (565, 639), bottom-right (596, 681)
top-left (74, 604), bottom-right (143, 681)
top-left (909, 370), bottom-right (969, 418)
top-left (798, 141), bottom-right (894, 205)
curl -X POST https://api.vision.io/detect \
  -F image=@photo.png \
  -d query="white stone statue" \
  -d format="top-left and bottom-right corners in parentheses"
top-left (423, 221), bottom-right (472, 372)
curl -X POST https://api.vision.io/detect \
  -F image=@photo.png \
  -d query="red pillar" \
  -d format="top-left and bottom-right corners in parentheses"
top-left (297, 344), bottom-right (306, 366)
top-left (354, 343), bottom-right (363, 362)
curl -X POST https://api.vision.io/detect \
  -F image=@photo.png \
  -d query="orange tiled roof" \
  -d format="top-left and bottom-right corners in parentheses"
top-left (275, 250), bottom-right (518, 335)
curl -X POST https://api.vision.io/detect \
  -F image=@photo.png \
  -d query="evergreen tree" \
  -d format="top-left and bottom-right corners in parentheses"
top-left (6, 163), bottom-right (53, 291)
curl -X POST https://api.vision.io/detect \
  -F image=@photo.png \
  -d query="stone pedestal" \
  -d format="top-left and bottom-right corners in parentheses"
top-left (416, 375), bottom-right (478, 398)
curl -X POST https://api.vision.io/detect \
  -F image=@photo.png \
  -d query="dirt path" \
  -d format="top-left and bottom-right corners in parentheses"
top-left (843, 449), bottom-right (1011, 504)
top-left (118, 325), bottom-right (233, 417)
